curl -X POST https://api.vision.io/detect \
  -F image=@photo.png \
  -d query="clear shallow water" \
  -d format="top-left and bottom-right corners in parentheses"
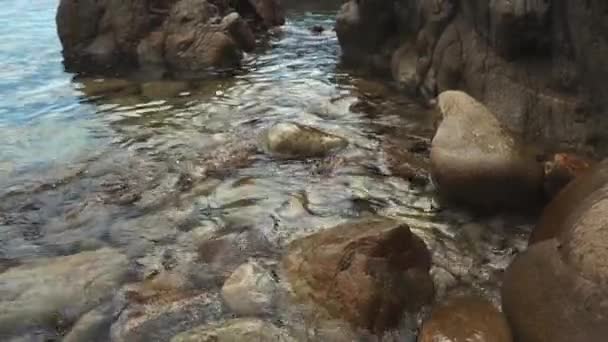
top-left (0, 0), bottom-right (532, 340)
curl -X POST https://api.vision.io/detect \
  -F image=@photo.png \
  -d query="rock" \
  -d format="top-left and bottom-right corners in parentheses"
top-left (137, 31), bottom-right (167, 71)
top-left (419, 295), bottom-right (513, 342)
top-left (259, 122), bottom-right (347, 159)
top-left (383, 138), bottom-right (430, 186)
top-left (0, 248), bottom-right (128, 338)
top-left (531, 159), bottom-right (608, 244)
top-left (282, 218), bottom-right (433, 333)
top-left (63, 304), bottom-right (114, 342)
top-left (430, 90), bottom-right (544, 211)
top-left (309, 25), bottom-right (325, 34)
top-left (110, 271), bottom-right (225, 342)
top-left (502, 240), bottom-right (608, 342)
top-left (221, 13), bottom-right (256, 52)
top-left (247, 0), bottom-right (285, 28)
top-left (141, 81), bottom-right (190, 99)
top-left (542, 152), bottom-right (595, 200)
top-left (221, 261), bottom-right (278, 316)
top-left (171, 318), bottom-right (295, 342)
top-left (56, 0), bottom-right (106, 65)
top-left (391, 43), bottom-right (418, 94)
top-left (165, 0), bottom-right (243, 72)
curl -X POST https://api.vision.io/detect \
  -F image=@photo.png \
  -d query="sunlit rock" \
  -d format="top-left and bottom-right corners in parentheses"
top-left (221, 260), bottom-right (278, 316)
top-left (171, 318), bottom-right (295, 342)
top-left (0, 248), bottom-right (128, 338)
top-left (419, 295), bottom-right (512, 342)
top-left (430, 91), bottom-right (544, 212)
top-left (260, 122), bottom-right (347, 158)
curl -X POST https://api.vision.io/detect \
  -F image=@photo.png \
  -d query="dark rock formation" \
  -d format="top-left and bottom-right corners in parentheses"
top-left (56, 0), bottom-right (285, 75)
top-left (503, 160), bottom-right (608, 341)
top-left (336, 0), bottom-right (608, 152)
top-left (419, 295), bottom-right (513, 342)
top-left (282, 218), bottom-right (434, 333)
top-left (430, 90), bottom-right (544, 212)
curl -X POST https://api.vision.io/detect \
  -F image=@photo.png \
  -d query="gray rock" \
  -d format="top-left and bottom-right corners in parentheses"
top-left (171, 318), bottom-right (295, 342)
top-left (430, 90), bottom-right (543, 211)
top-left (0, 248), bottom-right (128, 338)
top-left (221, 261), bottom-right (278, 316)
top-left (259, 122), bottom-right (347, 159)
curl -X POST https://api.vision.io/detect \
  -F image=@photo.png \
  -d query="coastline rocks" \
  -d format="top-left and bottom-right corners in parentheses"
top-left (0, 248), bottom-right (128, 338)
top-left (221, 261), bottom-right (278, 316)
top-left (419, 295), bottom-right (512, 342)
top-left (282, 218), bottom-right (433, 333)
top-left (56, 0), bottom-right (284, 75)
top-left (542, 153), bottom-right (594, 200)
top-left (171, 318), bottom-right (295, 342)
top-left (430, 91), bottom-right (544, 211)
top-left (259, 122), bottom-right (348, 158)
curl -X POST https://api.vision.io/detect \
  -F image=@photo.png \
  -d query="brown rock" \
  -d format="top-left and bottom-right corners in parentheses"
top-left (542, 153), bottom-right (594, 200)
top-left (282, 218), bottom-right (433, 333)
top-left (531, 159), bottom-right (608, 244)
top-left (430, 91), bottom-right (544, 212)
top-left (502, 239), bottom-right (608, 342)
top-left (221, 12), bottom-right (256, 52)
top-left (419, 295), bottom-right (512, 342)
top-left (248, 0), bottom-right (285, 27)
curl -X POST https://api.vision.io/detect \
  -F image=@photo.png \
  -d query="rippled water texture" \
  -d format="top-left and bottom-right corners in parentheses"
top-left (0, 0), bottom-right (532, 340)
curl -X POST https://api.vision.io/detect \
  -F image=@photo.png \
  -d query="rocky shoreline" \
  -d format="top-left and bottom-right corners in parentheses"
top-left (3, 0), bottom-right (604, 341)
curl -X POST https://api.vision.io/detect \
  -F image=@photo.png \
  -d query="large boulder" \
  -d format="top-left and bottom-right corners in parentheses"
top-left (419, 295), bottom-right (512, 342)
top-left (430, 90), bottom-right (544, 211)
top-left (0, 248), bottom-right (128, 339)
top-left (502, 239), bottom-right (608, 342)
top-left (282, 218), bottom-right (434, 333)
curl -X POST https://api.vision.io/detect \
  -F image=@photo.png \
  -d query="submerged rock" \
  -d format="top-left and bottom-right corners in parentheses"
top-left (282, 218), bottom-right (433, 333)
top-left (419, 295), bottom-right (512, 342)
top-left (259, 122), bottom-right (348, 158)
top-left (141, 80), bottom-right (190, 99)
top-left (171, 318), bottom-right (295, 342)
top-left (221, 261), bottom-right (278, 316)
top-left (0, 248), bottom-right (128, 338)
top-left (430, 91), bottom-right (544, 212)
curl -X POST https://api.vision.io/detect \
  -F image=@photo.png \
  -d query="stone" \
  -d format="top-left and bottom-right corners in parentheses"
top-left (221, 13), bottom-right (256, 52)
top-left (137, 31), bottom-right (167, 71)
top-left (531, 159), bottom-right (608, 244)
top-left (542, 153), bottom-right (595, 201)
top-left (63, 304), bottom-right (114, 342)
top-left (419, 295), bottom-right (513, 342)
top-left (430, 90), bottom-right (544, 212)
top-left (171, 318), bottom-right (295, 342)
top-left (110, 271), bottom-right (225, 342)
top-left (259, 122), bottom-right (347, 159)
top-left (221, 261), bottom-right (278, 316)
top-left (282, 218), bottom-right (433, 333)
top-left (0, 248), bottom-right (128, 338)
top-left (76, 78), bottom-right (139, 97)
top-left (247, 0), bottom-right (285, 28)
top-left (502, 240), bottom-right (608, 342)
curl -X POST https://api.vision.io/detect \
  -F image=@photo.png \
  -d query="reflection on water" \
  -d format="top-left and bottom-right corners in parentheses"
top-left (0, 0), bottom-right (532, 340)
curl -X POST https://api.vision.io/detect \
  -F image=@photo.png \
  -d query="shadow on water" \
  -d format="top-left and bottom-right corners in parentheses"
top-left (0, 1), bottom-right (533, 340)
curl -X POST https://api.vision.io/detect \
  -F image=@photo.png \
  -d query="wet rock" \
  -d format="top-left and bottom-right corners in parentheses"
top-left (542, 152), bottom-right (594, 200)
top-left (383, 139), bottom-right (430, 186)
top-left (430, 91), bottom-right (544, 212)
top-left (63, 304), bottom-right (114, 342)
top-left (429, 266), bottom-right (457, 300)
top-left (137, 31), bottom-right (167, 71)
top-left (141, 81), bottom-right (190, 99)
top-left (165, 0), bottom-right (242, 72)
top-left (171, 318), bottom-right (295, 342)
top-left (502, 239), bottom-right (608, 342)
top-left (259, 122), bottom-right (347, 159)
top-left (531, 159), bottom-right (608, 244)
top-left (110, 271), bottom-right (225, 342)
top-left (419, 295), bottom-right (512, 342)
top-left (391, 43), bottom-right (418, 94)
top-left (0, 248), bottom-right (128, 338)
top-left (309, 25), bottom-right (325, 34)
top-left (221, 13), bottom-right (256, 52)
top-left (221, 260), bottom-right (278, 316)
top-left (282, 218), bottom-right (433, 333)
top-left (247, 0), bottom-right (285, 28)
